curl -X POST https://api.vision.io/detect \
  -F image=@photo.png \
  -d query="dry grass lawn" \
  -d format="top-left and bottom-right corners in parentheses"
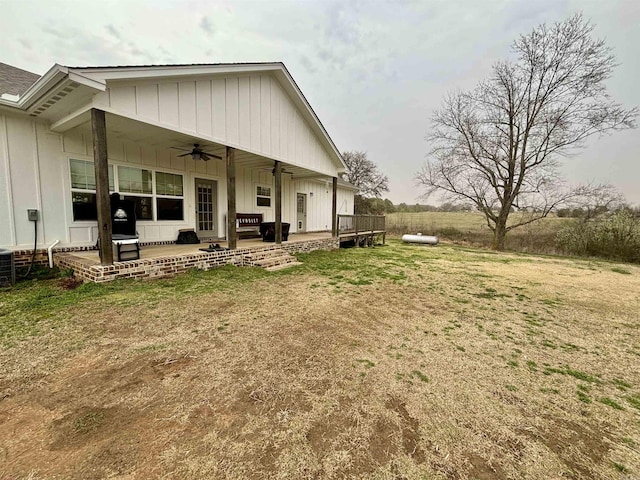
top-left (1, 240), bottom-right (639, 479)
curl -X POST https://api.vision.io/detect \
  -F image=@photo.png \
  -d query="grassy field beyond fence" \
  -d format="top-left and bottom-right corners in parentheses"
top-left (386, 212), bottom-right (570, 254)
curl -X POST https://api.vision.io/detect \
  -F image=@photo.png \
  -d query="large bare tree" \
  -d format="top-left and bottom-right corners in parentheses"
top-left (417, 14), bottom-right (636, 250)
top-left (342, 151), bottom-right (389, 198)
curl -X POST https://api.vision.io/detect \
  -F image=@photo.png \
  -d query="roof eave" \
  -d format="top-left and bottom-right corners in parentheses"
top-left (14, 64), bottom-right (106, 112)
top-left (16, 64), bottom-right (68, 109)
top-left (0, 98), bottom-right (23, 113)
top-left (274, 64), bottom-right (347, 171)
top-left (67, 62), bottom-right (347, 172)
top-left (68, 62), bottom-right (286, 82)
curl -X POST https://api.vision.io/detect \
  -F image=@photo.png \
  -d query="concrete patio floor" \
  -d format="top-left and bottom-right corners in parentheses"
top-left (69, 231), bottom-right (334, 266)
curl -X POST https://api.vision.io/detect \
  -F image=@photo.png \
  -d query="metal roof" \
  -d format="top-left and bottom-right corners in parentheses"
top-left (66, 62), bottom-right (278, 69)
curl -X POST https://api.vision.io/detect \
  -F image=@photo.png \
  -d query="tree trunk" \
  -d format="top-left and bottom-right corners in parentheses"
top-left (492, 217), bottom-right (508, 250)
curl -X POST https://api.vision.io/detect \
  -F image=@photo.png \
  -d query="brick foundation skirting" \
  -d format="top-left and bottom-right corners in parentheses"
top-left (10, 239), bottom-right (210, 270)
top-left (55, 237), bottom-right (339, 283)
top-left (13, 250), bottom-right (50, 269)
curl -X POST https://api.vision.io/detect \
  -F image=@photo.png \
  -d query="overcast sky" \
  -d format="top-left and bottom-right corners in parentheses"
top-left (1, 0), bottom-right (638, 205)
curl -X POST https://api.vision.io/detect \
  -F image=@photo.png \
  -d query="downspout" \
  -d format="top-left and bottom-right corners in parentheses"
top-left (48, 240), bottom-right (60, 268)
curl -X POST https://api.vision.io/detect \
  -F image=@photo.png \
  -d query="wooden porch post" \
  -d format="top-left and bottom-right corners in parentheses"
top-left (332, 176), bottom-right (338, 237)
top-left (91, 109), bottom-right (113, 265)
top-left (274, 160), bottom-right (282, 244)
top-left (226, 146), bottom-right (237, 250)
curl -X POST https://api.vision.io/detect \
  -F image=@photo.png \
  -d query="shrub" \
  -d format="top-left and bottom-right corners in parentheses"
top-left (436, 226), bottom-right (466, 239)
top-left (556, 210), bottom-right (640, 263)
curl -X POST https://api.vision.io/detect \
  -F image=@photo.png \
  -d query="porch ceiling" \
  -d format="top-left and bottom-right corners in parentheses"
top-left (68, 112), bottom-right (332, 179)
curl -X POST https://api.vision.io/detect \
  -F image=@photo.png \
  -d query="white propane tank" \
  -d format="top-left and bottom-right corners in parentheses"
top-left (402, 233), bottom-right (439, 245)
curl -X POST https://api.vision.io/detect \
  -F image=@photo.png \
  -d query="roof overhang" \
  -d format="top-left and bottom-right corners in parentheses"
top-left (67, 111), bottom-right (337, 180)
top-left (3, 62), bottom-right (347, 173)
top-left (0, 99), bottom-right (24, 114)
top-left (336, 179), bottom-right (359, 191)
top-left (65, 63), bottom-right (346, 172)
top-left (2, 64), bottom-right (104, 118)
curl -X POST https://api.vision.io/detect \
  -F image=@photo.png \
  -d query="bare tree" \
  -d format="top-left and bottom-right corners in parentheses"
top-left (417, 14), bottom-right (637, 250)
top-left (342, 151), bottom-right (389, 198)
top-left (565, 183), bottom-right (626, 220)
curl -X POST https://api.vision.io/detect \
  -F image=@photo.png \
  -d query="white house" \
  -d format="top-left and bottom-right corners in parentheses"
top-left (0, 62), bottom-right (356, 269)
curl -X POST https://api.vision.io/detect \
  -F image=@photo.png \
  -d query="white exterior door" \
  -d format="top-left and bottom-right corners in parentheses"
top-left (195, 178), bottom-right (217, 238)
top-left (297, 193), bottom-right (307, 232)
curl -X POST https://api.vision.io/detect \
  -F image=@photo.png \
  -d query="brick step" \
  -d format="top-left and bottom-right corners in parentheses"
top-left (252, 254), bottom-right (298, 268)
top-left (244, 249), bottom-right (284, 261)
top-left (244, 248), bottom-right (301, 270)
top-left (265, 261), bottom-right (303, 272)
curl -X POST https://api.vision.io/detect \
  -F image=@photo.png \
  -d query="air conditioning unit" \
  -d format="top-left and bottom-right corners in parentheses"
top-left (0, 248), bottom-right (16, 286)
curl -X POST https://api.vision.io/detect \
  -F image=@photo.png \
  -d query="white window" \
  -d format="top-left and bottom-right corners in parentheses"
top-left (69, 159), bottom-right (184, 222)
top-left (155, 172), bottom-right (184, 220)
top-left (118, 166), bottom-right (153, 220)
top-left (70, 159), bottom-right (114, 221)
top-left (256, 185), bottom-right (271, 207)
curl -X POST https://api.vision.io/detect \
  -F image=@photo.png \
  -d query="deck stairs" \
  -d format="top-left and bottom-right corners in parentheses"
top-left (244, 248), bottom-right (301, 271)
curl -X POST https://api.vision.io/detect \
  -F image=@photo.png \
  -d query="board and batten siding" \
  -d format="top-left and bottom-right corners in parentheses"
top-left (228, 175), bottom-right (353, 233)
top-left (61, 128), bottom-right (227, 245)
top-left (0, 115), bottom-right (229, 249)
top-left (337, 188), bottom-right (355, 217)
top-left (97, 74), bottom-right (339, 177)
top-left (0, 114), bottom-right (353, 250)
top-left (0, 112), bottom-right (69, 249)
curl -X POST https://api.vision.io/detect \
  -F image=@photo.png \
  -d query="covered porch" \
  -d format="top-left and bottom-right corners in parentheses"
top-left (61, 107), bottom-right (344, 265)
top-left (27, 63), bottom-right (357, 268)
top-left (57, 232), bottom-right (340, 283)
top-left (53, 213), bottom-right (386, 282)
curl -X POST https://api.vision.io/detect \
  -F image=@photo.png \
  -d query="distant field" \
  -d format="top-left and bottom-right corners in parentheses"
top-left (386, 212), bottom-right (570, 254)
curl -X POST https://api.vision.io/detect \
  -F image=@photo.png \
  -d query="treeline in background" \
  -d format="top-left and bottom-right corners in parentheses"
top-left (360, 197), bottom-right (640, 264)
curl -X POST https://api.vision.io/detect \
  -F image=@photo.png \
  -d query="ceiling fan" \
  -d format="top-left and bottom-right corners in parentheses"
top-left (261, 166), bottom-right (294, 175)
top-left (171, 144), bottom-right (222, 161)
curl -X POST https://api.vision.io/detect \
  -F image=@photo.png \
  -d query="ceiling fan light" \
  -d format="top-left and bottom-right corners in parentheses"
top-left (191, 152), bottom-right (201, 161)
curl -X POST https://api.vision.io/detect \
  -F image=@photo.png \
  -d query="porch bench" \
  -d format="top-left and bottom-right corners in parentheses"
top-left (236, 213), bottom-right (263, 238)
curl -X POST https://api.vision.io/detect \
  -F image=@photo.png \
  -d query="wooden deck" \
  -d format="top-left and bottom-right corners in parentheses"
top-left (68, 213), bottom-right (388, 267)
top-left (337, 214), bottom-right (386, 246)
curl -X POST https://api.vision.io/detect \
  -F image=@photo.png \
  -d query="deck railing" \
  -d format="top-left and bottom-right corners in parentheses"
top-left (337, 214), bottom-right (386, 235)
